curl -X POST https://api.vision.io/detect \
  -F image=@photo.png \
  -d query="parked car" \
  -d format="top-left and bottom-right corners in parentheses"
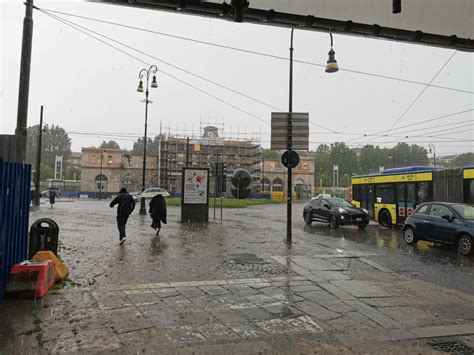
top-left (129, 192), bottom-right (139, 202)
top-left (303, 197), bottom-right (369, 229)
top-left (403, 202), bottom-right (474, 256)
top-left (137, 187), bottom-right (170, 199)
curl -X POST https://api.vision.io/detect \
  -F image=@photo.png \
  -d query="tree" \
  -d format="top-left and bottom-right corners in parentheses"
top-left (26, 124), bottom-right (72, 175)
top-left (358, 145), bottom-right (392, 173)
top-left (314, 145), bottom-right (332, 187)
top-left (100, 140), bottom-right (120, 149)
top-left (330, 142), bottom-right (358, 186)
top-left (262, 149), bottom-right (280, 160)
top-left (450, 153), bottom-right (474, 168)
top-left (132, 137), bottom-right (159, 156)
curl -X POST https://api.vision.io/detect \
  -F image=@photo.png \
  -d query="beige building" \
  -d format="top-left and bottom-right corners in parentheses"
top-left (260, 153), bottom-right (315, 201)
top-left (80, 148), bottom-right (158, 194)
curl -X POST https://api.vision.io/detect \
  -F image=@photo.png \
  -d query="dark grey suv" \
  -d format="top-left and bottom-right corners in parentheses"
top-left (403, 202), bottom-right (474, 255)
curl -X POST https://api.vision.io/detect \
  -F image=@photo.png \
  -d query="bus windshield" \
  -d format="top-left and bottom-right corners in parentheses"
top-left (452, 204), bottom-right (474, 220)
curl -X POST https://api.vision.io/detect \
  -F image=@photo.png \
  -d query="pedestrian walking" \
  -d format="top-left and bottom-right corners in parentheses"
top-left (110, 187), bottom-right (135, 244)
top-left (149, 193), bottom-right (167, 237)
top-left (49, 189), bottom-right (57, 208)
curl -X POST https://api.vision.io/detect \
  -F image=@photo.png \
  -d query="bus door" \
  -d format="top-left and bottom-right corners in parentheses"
top-left (406, 183), bottom-right (416, 217)
top-left (396, 183), bottom-right (406, 224)
top-left (367, 185), bottom-right (375, 219)
top-left (396, 183), bottom-right (416, 223)
top-left (360, 185), bottom-right (367, 210)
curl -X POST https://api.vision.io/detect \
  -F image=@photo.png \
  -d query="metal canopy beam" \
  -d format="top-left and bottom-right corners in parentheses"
top-left (93, 0), bottom-right (474, 52)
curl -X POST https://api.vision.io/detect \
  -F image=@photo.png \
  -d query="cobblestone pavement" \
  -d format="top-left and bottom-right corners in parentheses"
top-left (1, 200), bottom-right (473, 354)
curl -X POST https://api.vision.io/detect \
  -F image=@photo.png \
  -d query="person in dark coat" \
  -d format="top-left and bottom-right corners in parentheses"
top-left (49, 189), bottom-right (57, 208)
top-left (110, 187), bottom-right (135, 244)
top-left (149, 194), bottom-right (167, 236)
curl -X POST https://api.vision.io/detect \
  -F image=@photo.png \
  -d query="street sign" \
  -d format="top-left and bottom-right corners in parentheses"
top-left (216, 162), bottom-right (227, 193)
top-left (281, 151), bottom-right (300, 169)
top-left (271, 112), bottom-right (309, 151)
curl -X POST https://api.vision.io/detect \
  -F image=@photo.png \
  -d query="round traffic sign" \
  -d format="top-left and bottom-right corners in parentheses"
top-left (281, 151), bottom-right (300, 169)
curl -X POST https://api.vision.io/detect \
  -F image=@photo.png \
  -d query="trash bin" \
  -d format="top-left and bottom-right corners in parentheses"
top-left (28, 218), bottom-right (59, 259)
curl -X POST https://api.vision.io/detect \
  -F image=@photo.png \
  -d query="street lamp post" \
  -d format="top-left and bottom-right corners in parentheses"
top-left (286, 28), bottom-right (338, 244)
top-left (428, 143), bottom-right (436, 166)
top-left (136, 65), bottom-right (158, 215)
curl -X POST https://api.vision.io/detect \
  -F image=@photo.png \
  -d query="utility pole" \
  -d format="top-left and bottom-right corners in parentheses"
top-left (34, 105), bottom-right (43, 207)
top-left (286, 28), bottom-right (294, 244)
top-left (15, 0), bottom-right (34, 163)
top-left (186, 136), bottom-right (190, 167)
top-left (98, 148), bottom-right (104, 200)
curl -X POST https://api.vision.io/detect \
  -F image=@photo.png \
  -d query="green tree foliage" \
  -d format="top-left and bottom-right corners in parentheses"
top-left (100, 140), bottom-right (120, 149)
top-left (26, 124), bottom-right (72, 175)
top-left (313, 142), bottom-right (429, 187)
top-left (262, 149), bottom-right (280, 160)
top-left (132, 137), bottom-right (161, 156)
top-left (449, 153), bottom-right (474, 168)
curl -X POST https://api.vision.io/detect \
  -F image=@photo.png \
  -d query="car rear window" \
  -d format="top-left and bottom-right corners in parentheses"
top-left (415, 204), bottom-right (430, 215)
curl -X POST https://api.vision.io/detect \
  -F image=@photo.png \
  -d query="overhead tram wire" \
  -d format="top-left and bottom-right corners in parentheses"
top-left (345, 108), bottom-right (474, 143)
top-left (349, 50), bottom-right (460, 144)
top-left (38, 10), bottom-right (271, 126)
top-left (37, 7), bottom-right (474, 95)
top-left (385, 50), bottom-right (458, 132)
top-left (34, 7), bottom-right (474, 146)
top-left (38, 8), bottom-right (340, 134)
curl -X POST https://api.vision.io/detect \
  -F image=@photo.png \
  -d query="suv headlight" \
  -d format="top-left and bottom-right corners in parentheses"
top-left (362, 209), bottom-right (369, 215)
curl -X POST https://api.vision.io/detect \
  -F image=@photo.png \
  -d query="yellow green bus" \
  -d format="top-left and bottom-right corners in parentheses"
top-left (352, 166), bottom-right (474, 227)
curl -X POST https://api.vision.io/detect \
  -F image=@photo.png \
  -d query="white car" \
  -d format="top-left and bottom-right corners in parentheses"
top-left (137, 187), bottom-right (170, 199)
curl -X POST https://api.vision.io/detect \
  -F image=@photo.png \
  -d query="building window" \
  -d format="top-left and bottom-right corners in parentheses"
top-left (108, 155), bottom-right (113, 164)
top-left (91, 155), bottom-right (96, 164)
top-left (272, 178), bottom-right (283, 192)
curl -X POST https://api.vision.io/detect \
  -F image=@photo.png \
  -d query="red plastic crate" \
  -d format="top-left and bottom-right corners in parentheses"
top-left (6, 260), bottom-right (55, 298)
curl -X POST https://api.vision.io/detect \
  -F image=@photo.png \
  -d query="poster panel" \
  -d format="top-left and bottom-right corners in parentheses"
top-left (183, 168), bottom-right (208, 204)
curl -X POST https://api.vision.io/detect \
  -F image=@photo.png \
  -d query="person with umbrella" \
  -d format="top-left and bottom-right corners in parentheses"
top-left (149, 190), bottom-right (168, 237)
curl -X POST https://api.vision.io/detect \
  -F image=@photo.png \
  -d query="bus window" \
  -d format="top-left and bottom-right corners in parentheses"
top-left (360, 185), bottom-right (367, 209)
top-left (406, 183), bottom-right (415, 216)
top-left (375, 184), bottom-right (395, 204)
top-left (367, 185), bottom-right (375, 218)
top-left (416, 181), bottom-right (430, 204)
top-left (464, 180), bottom-right (474, 203)
top-left (353, 185), bottom-right (360, 201)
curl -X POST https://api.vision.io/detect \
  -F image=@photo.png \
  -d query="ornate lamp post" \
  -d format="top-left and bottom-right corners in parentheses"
top-left (136, 65), bottom-right (158, 215)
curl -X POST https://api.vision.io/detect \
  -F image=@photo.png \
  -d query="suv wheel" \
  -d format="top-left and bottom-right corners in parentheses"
top-left (458, 235), bottom-right (472, 256)
top-left (329, 215), bottom-right (339, 229)
top-left (304, 211), bottom-right (312, 225)
top-left (379, 210), bottom-right (392, 228)
top-left (403, 227), bottom-right (417, 245)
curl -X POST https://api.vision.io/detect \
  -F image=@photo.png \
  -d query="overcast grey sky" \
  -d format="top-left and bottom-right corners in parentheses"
top-left (1, 0), bottom-right (473, 155)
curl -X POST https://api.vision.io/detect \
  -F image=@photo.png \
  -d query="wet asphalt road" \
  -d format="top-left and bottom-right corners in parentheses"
top-left (30, 199), bottom-right (474, 295)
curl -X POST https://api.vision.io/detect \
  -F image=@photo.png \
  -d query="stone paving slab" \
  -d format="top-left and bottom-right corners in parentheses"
top-left (331, 280), bottom-right (395, 298)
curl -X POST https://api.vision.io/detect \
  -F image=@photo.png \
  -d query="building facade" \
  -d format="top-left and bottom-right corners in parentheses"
top-left (80, 148), bottom-right (159, 193)
top-left (80, 127), bottom-right (262, 195)
top-left (260, 153), bottom-right (314, 201)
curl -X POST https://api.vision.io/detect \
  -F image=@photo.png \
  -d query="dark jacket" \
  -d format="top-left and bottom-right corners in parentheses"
top-left (110, 192), bottom-right (136, 217)
top-left (149, 195), bottom-right (167, 224)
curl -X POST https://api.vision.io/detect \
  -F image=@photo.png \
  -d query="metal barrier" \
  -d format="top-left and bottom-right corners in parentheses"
top-left (0, 160), bottom-right (31, 303)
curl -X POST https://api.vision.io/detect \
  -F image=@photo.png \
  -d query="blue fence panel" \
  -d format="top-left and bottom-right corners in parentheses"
top-left (0, 161), bottom-right (30, 303)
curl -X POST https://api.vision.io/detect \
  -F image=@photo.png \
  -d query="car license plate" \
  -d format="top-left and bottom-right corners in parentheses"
top-left (356, 218), bottom-right (362, 222)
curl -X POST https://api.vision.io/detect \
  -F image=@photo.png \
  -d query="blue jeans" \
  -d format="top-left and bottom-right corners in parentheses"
top-left (117, 215), bottom-right (129, 241)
